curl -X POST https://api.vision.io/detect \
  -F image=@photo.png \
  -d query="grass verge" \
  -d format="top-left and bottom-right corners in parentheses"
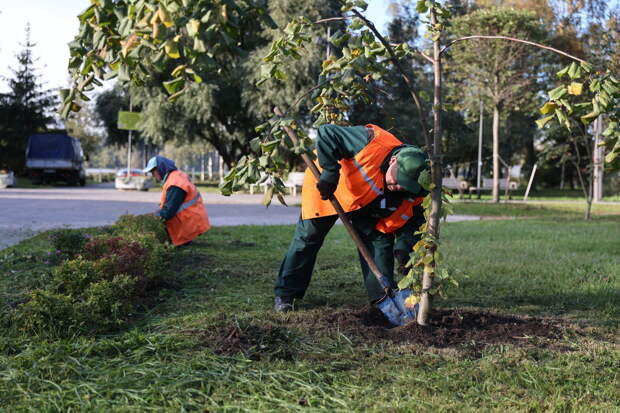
top-left (1, 217), bottom-right (620, 412)
top-left (453, 200), bottom-right (620, 219)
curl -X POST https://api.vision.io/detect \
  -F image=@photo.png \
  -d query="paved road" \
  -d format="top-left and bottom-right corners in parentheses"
top-left (0, 184), bottom-right (479, 249)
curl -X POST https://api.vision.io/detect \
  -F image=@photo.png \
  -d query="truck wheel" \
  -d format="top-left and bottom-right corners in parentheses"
top-left (79, 178), bottom-right (86, 186)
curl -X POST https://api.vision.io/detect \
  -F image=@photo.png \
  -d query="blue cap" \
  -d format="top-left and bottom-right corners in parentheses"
top-left (143, 157), bottom-right (158, 174)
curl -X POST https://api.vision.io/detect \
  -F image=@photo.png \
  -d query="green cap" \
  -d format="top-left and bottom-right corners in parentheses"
top-left (395, 147), bottom-right (428, 195)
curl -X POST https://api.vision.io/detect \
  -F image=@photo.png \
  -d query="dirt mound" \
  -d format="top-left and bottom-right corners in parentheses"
top-left (326, 306), bottom-right (564, 349)
top-left (201, 307), bottom-right (566, 359)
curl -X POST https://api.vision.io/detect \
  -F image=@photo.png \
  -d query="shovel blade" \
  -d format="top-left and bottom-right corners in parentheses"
top-left (375, 289), bottom-right (418, 326)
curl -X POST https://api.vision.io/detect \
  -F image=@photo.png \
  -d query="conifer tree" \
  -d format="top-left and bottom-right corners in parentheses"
top-left (0, 25), bottom-right (57, 173)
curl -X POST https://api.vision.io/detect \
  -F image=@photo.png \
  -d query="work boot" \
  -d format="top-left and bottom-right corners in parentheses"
top-left (273, 296), bottom-right (294, 312)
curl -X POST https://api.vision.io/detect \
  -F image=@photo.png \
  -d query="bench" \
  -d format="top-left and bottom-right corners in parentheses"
top-left (441, 177), bottom-right (468, 199)
top-left (284, 172), bottom-right (305, 196)
top-left (468, 178), bottom-right (519, 198)
top-left (249, 171), bottom-right (305, 196)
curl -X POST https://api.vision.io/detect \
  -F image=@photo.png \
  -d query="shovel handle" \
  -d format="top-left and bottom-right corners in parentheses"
top-left (273, 107), bottom-right (392, 295)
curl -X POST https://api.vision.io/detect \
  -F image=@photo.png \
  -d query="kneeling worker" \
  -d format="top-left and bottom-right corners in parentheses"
top-left (144, 155), bottom-right (210, 246)
top-left (274, 124), bottom-right (429, 311)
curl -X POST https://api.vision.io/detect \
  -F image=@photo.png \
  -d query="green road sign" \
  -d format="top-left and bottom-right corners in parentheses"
top-left (117, 111), bottom-right (142, 130)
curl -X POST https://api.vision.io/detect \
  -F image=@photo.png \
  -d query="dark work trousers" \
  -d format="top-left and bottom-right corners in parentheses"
top-left (274, 212), bottom-right (396, 302)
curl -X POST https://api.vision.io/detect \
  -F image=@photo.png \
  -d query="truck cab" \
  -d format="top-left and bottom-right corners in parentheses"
top-left (25, 134), bottom-right (86, 186)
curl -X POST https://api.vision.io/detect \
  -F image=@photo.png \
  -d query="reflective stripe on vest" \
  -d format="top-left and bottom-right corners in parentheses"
top-left (353, 159), bottom-right (383, 197)
top-left (301, 124), bottom-right (403, 219)
top-left (375, 196), bottom-right (425, 234)
top-left (176, 193), bottom-right (202, 215)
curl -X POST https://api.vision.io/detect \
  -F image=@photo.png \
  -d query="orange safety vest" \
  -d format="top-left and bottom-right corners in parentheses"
top-left (301, 124), bottom-right (424, 234)
top-left (159, 170), bottom-right (211, 246)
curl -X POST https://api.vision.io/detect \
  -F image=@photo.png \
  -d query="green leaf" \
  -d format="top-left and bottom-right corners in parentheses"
top-left (580, 61), bottom-right (593, 73)
top-left (398, 272), bottom-right (415, 290)
top-left (250, 137), bottom-right (261, 153)
top-left (556, 65), bottom-right (570, 78)
top-left (580, 111), bottom-right (599, 124)
top-left (416, 0), bottom-right (429, 13)
top-left (605, 148), bottom-right (619, 164)
top-left (548, 86), bottom-right (567, 100)
top-left (162, 77), bottom-right (184, 95)
top-left (417, 169), bottom-right (432, 191)
top-left (567, 62), bottom-right (578, 79)
top-left (421, 194), bottom-right (432, 209)
top-left (536, 115), bottom-right (554, 129)
top-left (602, 80), bottom-right (619, 95)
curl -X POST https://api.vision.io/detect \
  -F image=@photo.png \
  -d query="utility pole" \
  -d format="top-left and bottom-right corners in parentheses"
top-left (593, 116), bottom-right (604, 202)
top-left (127, 97), bottom-right (133, 174)
top-left (477, 98), bottom-right (483, 199)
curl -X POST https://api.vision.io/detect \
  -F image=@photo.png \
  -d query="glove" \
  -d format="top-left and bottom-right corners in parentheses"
top-left (316, 179), bottom-right (338, 200)
top-left (395, 249), bottom-right (411, 275)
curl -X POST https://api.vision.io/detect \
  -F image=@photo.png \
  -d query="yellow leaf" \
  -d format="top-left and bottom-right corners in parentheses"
top-left (539, 101), bottom-right (557, 115)
top-left (121, 33), bottom-right (140, 57)
top-left (152, 22), bottom-right (162, 40)
top-left (404, 294), bottom-right (419, 309)
top-left (164, 40), bottom-right (180, 59)
top-left (149, 10), bottom-right (159, 25)
top-left (187, 19), bottom-right (200, 37)
top-left (171, 64), bottom-right (186, 77)
top-left (568, 82), bottom-right (583, 96)
top-left (158, 7), bottom-right (174, 28)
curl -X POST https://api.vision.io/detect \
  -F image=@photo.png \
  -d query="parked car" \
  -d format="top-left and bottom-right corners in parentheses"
top-left (114, 168), bottom-right (154, 191)
top-left (26, 133), bottom-right (86, 186)
top-left (0, 170), bottom-right (16, 189)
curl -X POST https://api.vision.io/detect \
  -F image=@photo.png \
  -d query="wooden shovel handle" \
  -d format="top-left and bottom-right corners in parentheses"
top-left (273, 107), bottom-right (391, 294)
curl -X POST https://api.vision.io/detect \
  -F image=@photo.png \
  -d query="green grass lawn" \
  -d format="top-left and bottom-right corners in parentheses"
top-left (1, 216), bottom-right (620, 412)
top-left (453, 199), bottom-right (620, 219)
top-left (458, 187), bottom-right (620, 202)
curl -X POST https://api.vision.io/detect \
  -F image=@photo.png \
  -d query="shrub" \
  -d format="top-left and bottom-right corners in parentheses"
top-left (12, 289), bottom-right (81, 337)
top-left (47, 229), bottom-right (91, 264)
top-left (113, 214), bottom-right (169, 244)
top-left (11, 222), bottom-right (174, 338)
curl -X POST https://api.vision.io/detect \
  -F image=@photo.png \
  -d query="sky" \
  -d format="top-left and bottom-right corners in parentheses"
top-left (0, 0), bottom-right (391, 94)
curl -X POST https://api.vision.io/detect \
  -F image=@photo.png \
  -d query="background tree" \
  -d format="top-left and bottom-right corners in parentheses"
top-left (448, 8), bottom-right (548, 202)
top-left (64, 100), bottom-right (103, 162)
top-left (0, 25), bottom-right (57, 174)
top-left (242, 0), bottom-right (344, 124)
top-left (94, 86), bottom-right (133, 147)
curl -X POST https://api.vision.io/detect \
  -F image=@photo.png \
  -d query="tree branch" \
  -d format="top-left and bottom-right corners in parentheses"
top-left (441, 35), bottom-right (588, 64)
top-left (312, 17), bottom-right (434, 64)
top-left (349, 9), bottom-right (432, 149)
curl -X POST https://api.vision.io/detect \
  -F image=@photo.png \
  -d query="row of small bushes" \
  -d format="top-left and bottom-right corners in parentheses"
top-left (6, 214), bottom-right (173, 338)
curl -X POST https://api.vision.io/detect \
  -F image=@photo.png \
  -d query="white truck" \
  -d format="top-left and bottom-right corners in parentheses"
top-left (25, 134), bottom-right (86, 186)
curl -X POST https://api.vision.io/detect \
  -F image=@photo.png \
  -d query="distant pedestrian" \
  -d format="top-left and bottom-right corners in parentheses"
top-left (144, 156), bottom-right (210, 246)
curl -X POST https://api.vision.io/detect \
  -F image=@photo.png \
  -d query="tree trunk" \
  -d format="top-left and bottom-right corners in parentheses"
top-left (418, 9), bottom-right (444, 326)
top-left (492, 103), bottom-right (500, 203)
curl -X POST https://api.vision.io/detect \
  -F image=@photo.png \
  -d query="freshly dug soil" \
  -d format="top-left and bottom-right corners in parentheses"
top-left (324, 306), bottom-right (564, 349)
top-left (207, 307), bottom-right (565, 359)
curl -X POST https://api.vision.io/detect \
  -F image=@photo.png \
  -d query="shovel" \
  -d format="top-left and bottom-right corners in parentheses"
top-left (274, 108), bottom-right (418, 327)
